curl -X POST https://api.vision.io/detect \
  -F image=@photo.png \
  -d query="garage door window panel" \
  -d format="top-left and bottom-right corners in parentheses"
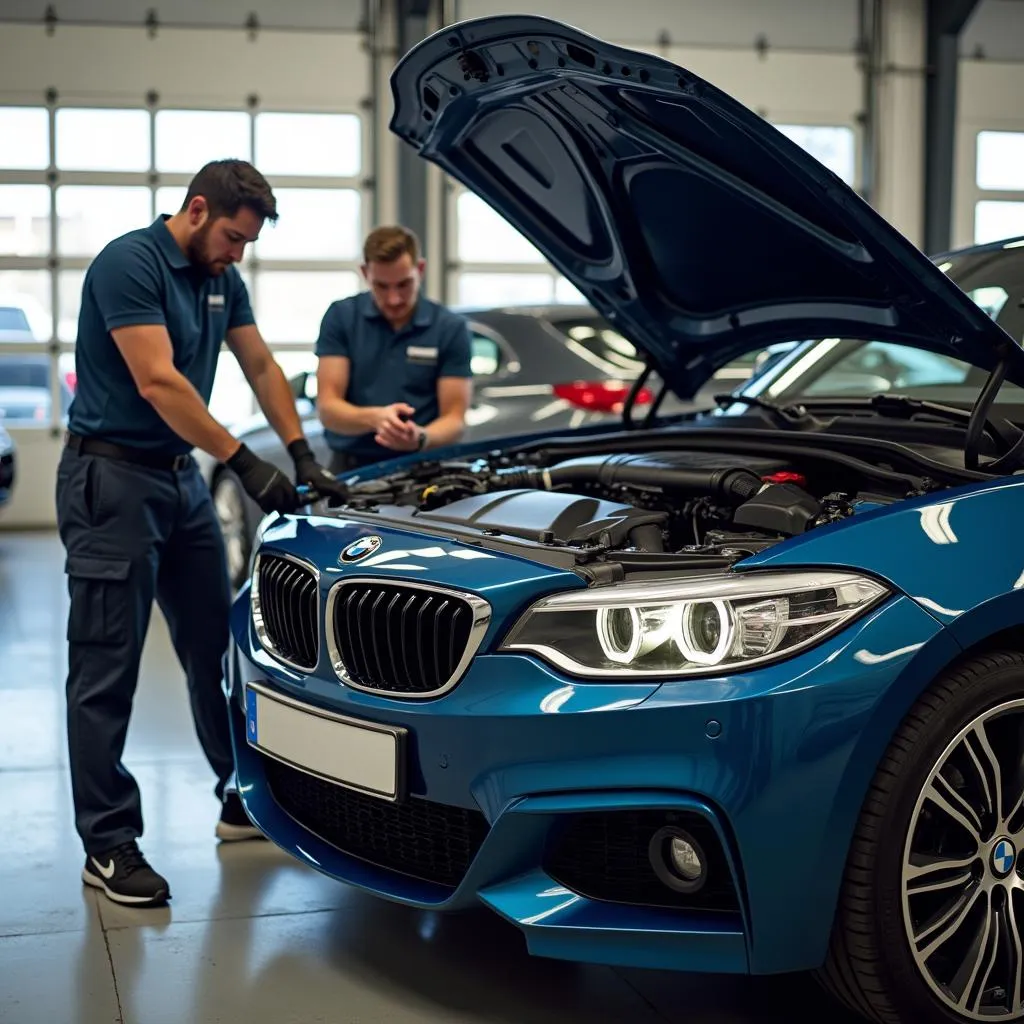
top-left (155, 110), bottom-right (251, 173)
top-left (0, 107), bottom-right (49, 170)
top-left (56, 109), bottom-right (150, 172)
top-left (0, 186), bottom-right (51, 257)
top-left (57, 186), bottom-right (152, 258)
top-left (255, 113), bottom-right (362, 177)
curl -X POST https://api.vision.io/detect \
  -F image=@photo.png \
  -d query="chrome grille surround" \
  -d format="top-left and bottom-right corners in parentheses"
top-left (325, 577), bottom-right (491, 699)
top-left (250, 551), bottom-right (321, 672)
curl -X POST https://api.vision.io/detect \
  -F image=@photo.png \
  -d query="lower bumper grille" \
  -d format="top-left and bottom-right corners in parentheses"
top-left (263, 755), bottom-right (489, 888)
top-left (545, 810), bottom-right (740, 912)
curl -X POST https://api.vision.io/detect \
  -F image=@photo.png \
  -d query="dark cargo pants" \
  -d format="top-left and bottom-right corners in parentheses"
top-left (55, 447), bottom-right (235, 855)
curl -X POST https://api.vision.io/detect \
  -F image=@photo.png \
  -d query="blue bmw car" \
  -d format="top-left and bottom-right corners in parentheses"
top-left (224, 17), bottom-right (1024, 1024)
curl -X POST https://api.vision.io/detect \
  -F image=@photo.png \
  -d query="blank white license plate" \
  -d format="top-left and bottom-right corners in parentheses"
top-left (244, 682), bottom-right (404, 801)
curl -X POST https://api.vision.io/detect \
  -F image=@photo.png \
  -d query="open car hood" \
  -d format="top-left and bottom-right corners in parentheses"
top-left (389, 15), bottom-right (1024, 398)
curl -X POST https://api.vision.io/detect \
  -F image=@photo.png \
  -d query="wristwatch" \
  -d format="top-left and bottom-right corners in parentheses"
top-left (416, 428), bottom-right (428, 451)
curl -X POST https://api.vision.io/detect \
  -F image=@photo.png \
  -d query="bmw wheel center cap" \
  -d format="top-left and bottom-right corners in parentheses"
top-left (340, 535), bottom-right (382, 563)
top-left (991, 837), bottom-right (1017, 878)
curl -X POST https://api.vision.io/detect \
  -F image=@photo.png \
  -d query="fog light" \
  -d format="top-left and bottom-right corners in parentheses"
top-left (669, 835), bottom-right (703, 880)
top-left (649, 826), bottom-right (708, 894)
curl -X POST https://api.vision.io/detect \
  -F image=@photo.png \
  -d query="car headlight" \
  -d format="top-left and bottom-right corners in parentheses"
top-left (499, 570), bottom-right (888, 678)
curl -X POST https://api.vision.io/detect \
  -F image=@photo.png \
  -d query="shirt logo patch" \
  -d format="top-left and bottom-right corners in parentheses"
top-left (207, 294), bottom-right (226, 310)
top-left (407, 345), bottom-right (438, 362)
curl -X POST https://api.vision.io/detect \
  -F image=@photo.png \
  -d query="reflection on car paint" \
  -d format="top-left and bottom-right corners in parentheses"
top-left (918, 502), bottom-right (958, 544)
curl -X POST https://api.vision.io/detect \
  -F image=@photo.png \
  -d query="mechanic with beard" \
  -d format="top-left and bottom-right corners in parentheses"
top-left (57, 159), bottom-right (345, 908)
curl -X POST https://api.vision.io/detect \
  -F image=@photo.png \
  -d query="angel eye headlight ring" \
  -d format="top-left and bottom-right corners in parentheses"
top-left (676, 599), bottom-right (734, 666)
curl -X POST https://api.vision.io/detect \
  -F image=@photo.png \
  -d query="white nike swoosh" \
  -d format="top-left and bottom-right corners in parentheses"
top-left (91, 857), bottom-right (116, 880)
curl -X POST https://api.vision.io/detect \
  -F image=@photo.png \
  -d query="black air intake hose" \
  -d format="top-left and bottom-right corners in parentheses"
top-left (495, 454), bottom-right (764, 505)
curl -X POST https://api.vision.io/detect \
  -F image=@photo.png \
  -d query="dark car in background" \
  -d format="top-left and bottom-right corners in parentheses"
top-left (201, 303), bottom-right (773, 587)
top-left (0, 422), bottom-right (15, 520)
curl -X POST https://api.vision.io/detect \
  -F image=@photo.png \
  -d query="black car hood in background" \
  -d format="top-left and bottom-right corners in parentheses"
top-left (389, 16), bottom-right (1023, 398)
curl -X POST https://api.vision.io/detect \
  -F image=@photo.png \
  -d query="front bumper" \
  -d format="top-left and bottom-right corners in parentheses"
top-left (225, 582), bottom-right (953, 976)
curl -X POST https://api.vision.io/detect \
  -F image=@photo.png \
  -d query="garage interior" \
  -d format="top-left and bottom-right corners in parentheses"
top-left (2, 1), bottom-right (1024, 1021)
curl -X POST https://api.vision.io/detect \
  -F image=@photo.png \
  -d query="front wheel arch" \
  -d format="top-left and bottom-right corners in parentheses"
top-left (819, 650), bottom-right (1024, 1023)
top-left (807, 612), bottom-right (1024, 967)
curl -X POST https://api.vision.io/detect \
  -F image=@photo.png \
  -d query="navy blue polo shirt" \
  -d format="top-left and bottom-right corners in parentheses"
top-left (314, 291), bottom-right (472, 459)
top-left (68, 215), bottom-right (254, 455)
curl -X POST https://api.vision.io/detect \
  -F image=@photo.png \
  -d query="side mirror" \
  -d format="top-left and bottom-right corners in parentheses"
top-left (288, 371), bottom-right (307, 400)
top-left (813, 372), bottom-right (892, 395)
top-left (288, 371), bottom-right (317, 404)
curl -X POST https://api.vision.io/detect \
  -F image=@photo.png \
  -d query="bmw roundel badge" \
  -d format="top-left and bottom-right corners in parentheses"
top-left (340, 535), bottom-right (383, 563)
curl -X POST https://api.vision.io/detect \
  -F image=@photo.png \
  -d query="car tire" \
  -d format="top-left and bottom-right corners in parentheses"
top-left (212, 468), bottom-right (254, 591)
top-left (817, 650), bottom-right (1024, 1023)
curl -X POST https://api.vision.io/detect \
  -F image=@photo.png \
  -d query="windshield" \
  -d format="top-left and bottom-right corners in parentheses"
top-left (555, 316), bottom-right (646, 376)
top-left (550, 315), bottom-right (764, 381)
top-left (0, 308), bottom-right (31, 333)
top-left (749, 242), bottom-right (1024, 405)
top-left (0, 360), bottom-right (49, 389)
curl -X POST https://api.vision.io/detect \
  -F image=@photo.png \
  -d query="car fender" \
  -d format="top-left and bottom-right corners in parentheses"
top-left (742, 473), bottom-right (1024, 796)
top-left (737, 474), bottom-right (1024, 965)
top-left (743, 473), bottom-right (1024, 636)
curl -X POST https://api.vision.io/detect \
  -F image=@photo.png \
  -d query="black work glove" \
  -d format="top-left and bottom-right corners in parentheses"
top-left (287, 438), bottom-right (349, 504)
top-left (227, 443), bottom-right (300, 515)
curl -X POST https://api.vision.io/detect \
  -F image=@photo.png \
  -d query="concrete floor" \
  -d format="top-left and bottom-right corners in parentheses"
top-left (0, 531), bottom-right (863, 1024)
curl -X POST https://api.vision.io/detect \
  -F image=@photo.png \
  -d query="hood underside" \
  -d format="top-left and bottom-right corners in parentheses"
top-left (389, 15), bottom-right (1023, 398)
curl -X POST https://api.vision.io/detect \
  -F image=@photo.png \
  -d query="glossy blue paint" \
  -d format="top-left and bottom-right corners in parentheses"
top-left (478, 869), bottom-right (749, 973)
top-left (227, 538), bottom-right (951, 973)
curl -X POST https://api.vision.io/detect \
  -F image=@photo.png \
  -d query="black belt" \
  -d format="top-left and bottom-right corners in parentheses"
top-left (64, 432), bottom-right (193, 471)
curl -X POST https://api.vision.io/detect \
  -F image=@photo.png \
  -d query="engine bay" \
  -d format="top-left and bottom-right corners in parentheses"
top-left (330, 435), bottom-right (947, 570)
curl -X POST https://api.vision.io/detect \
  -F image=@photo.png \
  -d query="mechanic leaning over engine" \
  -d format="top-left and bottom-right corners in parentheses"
top-left (314, 225), bottom-right (474, 475)
top-left (56, 159), bottom-right (346, 908)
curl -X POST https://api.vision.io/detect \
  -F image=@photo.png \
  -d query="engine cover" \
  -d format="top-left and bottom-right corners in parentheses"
top-left (413, 489), bottom-right (667, 547)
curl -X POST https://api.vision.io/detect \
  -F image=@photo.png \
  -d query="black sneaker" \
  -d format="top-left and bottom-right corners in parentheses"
top-left (82, 840), bottom-right (170, 907)
top-left (215, 792), bottom-right (265, 842)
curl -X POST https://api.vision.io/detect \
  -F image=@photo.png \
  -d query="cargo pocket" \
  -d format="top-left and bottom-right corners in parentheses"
top-left (65, 554), bottom-right (131, 645)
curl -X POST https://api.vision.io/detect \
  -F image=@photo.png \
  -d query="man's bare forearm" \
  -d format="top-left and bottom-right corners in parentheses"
top-left (139, 372), bottom-right (241, 462)
top-left (318, 396), bottom-right (384, 435)
top-left (423, 413), bottom-right (465, 449)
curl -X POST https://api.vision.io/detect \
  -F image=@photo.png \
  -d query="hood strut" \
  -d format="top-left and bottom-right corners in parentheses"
top-left (622, 360), bottom-right (655, 428)
top-left (966, 354), bottom-right (1024, 472)
top-left (622, 354), bottom-right (675, 428)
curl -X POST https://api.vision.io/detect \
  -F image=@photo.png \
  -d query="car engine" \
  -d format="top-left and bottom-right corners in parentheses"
top-left (336, 446), bottom-right (907, 564)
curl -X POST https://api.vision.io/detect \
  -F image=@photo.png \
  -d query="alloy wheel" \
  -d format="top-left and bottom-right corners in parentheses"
top-left (213, 475), bottom-right (248, 586)
top-left (902, 698), bottom-right (1024, 1019)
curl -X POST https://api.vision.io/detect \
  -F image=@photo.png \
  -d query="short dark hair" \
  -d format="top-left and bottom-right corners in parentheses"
top-left (363, 225), bottom-right (420, 264)
top-left (181, 159), bottom-right (278, 223)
